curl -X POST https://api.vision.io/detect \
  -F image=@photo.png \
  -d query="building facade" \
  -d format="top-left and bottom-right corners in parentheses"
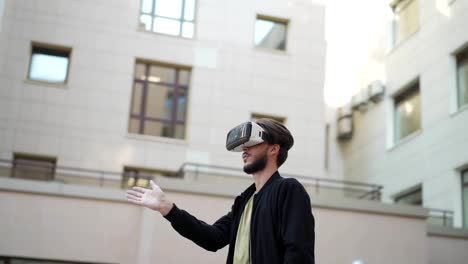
top-left (334, 0), bottom-right (468, 228)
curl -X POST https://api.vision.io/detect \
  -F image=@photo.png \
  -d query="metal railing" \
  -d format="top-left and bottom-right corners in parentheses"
top-left (427, 208), bottom-right (454, 227)
top-left (178, 162), bottom-right (382, 200)
top-left (0, 159), bottom-right (383, 201)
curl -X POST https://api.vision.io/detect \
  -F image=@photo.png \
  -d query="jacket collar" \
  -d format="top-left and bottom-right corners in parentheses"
top-left (243, 171), bottom-right (282, 197)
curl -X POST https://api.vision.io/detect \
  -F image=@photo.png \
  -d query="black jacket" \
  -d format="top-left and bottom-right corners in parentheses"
top-left (164, 171), bottom-right (315, 264)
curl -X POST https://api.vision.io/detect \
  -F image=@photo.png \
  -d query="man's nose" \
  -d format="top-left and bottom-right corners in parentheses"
top-left (242, 146), bottom-right (250, 151)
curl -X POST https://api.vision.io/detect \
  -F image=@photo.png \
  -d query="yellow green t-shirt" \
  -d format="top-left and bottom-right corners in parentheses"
top-left (233, 194), bottom-right (254, 264)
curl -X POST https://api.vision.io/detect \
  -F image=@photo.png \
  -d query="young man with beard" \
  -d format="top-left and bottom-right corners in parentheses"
top-left (126, 118), bottom-right (315, 263)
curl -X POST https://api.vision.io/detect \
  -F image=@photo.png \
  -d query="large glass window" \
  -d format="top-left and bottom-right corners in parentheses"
top-left (129, 61), bottom-right (190, 139)
top-left (11, 153), bottom-right (56, 181)
top-left (462, 169), bottom-right (468, 228)
top-left (28, 43), bottom-right (71, 84)
top-left (139, 0), bottom-right (196, 38)
top-left (456, 47), bottom-right (468, 109)
top-left (254, 15), bottom-right (288, 51)
top-left (391, 0), bottom-right (419, 47)
top-left (394, 80), bottom-right (421, 142)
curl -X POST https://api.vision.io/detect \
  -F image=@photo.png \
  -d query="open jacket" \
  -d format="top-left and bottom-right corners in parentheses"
top-left (164, 171), bottom-right (315, 264)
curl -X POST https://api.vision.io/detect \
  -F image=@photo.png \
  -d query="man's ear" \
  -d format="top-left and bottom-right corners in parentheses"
top-left (269, 144), bottom-right (280, 156)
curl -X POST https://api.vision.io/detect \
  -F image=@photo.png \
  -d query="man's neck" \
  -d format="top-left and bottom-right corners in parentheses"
top-left (252, 163), bottom-right (278, 192)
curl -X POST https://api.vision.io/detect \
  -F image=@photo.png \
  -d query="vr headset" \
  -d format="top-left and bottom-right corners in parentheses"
top-left (226, 122), bottom-right (267, 152)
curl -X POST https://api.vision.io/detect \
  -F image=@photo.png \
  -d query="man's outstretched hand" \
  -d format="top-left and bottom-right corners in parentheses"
top-left (126, 180), bottom-right (174, 216)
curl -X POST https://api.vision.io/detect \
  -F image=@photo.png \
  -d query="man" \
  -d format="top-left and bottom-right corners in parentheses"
top-left (126, 118), bottom-right (315, 263)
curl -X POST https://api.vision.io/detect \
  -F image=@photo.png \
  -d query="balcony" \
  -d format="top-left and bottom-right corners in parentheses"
top-left (0, 159), bottom-right (382, 201)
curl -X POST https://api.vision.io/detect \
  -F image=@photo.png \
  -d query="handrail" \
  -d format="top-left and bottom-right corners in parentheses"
top-left (426, 207), bottom-right (454, 227)
top-left (0, 159), bottom-right (383, 200)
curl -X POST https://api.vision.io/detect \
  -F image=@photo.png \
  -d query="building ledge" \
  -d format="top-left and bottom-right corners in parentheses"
top-left (0, 177), bottom-right (428, 220)
top-left (427, 225), bottom-right (468, 239)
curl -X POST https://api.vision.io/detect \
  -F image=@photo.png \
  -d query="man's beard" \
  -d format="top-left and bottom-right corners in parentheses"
top-left (243, 153), bottom-right (268, 174)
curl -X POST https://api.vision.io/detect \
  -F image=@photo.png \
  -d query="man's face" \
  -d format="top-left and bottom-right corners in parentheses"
top-left (242, 143), bottom-right (269, 174)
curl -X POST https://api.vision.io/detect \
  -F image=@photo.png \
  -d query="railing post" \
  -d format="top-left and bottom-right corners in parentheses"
top-left (443, 211), bottom-right (446, 226)
top-left (100, 171), bottom-right (104, 187)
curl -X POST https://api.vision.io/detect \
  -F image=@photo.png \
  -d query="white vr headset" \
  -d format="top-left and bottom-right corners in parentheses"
top-left (226, 121), bottom-right (267, 152)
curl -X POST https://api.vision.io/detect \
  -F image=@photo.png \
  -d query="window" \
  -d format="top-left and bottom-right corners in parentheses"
top-left (129, 61), bottom-right (190, 139)
top-left (11, 153), bottom-right (56, 181)
top-left (462, 169), bottom-right (468, 228)
top-left (251, 113), bottom-right (286, 124)
top-left (254, 15), bottom-right (288, 51)
top-left (456, 46), bottom-right (468, 109)
top-left (139, 0), bottom-right (196, 38)
top-left (394, 185), bottom-right (422, 205)
top-left (122, 166), bottom-right (176, 189)
top-left (394, 80), bottom-right (421, 142)
top-left (28, 42), bottom-right (71, 84)
top-left (391, 0), bottom-right (419, 47)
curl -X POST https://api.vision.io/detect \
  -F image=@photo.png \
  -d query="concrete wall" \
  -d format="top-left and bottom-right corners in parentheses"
top-left (0, 178), bottom-right (436, 264)
top-left (336, 0), bottom-right (468, 227)
top-left (428, 230), bottom-right (468, 264)
top-left (0, 0), bottom-right (326, 177)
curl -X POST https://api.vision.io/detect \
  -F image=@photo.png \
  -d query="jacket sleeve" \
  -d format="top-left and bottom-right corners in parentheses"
top-left (279, 179), bottom-right (315, 264)
top-left (163, 202), bottom-right (234, 252)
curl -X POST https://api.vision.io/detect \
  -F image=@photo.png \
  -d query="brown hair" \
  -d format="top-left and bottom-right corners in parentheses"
top-left (255, 118), bottom-right (294, 167)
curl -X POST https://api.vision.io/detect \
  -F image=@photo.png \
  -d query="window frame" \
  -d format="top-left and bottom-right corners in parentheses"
top-left (393, 79), bottom-right (421, 143)
top-left (390, 0), bottom-right (419, 48)
top-left (27, 42), bottom-right (72, 85)
top-left (455, 45), bottom-right (468, 109)
top-left (129, 60), bottom-right (191, 140)
top-left (462, 169), bottom-right (468, 228)
top-left (138, 0), bottom-right (197, 39)
top-left (254, 14), bottom-right (289, 52)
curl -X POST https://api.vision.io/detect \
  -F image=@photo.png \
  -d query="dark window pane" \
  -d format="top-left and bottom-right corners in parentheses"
top-left (146, 84), bottom-right (173, 119)
top-left (394, 85), bottom-right (420, 141)
top-left (395, 187), bottom-right (422, 205)
top-left (144, 121), bottom-right (171, 137)
top-left (12, 156), bottom-right (56, 181)
top-left (149, 65), bottom-right (176, 83)
top-left (177, 89), bottom-right (187, 121)
top-left (175, 124), bottom-right (185, 139)
top-left (457, 53), bottom-right (468, 108)
top-left (178, 70), bottom-right (191, 86)
top-left (128, 118), bottom-right (141, 134)
top-left (255, 18), bottom-right (288, 51)
top-left (131, 82), bottom-right (144, 115)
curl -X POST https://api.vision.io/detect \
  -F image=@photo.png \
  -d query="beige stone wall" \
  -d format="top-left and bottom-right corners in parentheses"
top-left (0, 187), bottom-right (435, 264)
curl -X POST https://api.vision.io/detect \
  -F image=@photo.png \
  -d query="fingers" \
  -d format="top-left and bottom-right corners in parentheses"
top-left (126, 195), bottom-right (142, 205)
top-left (127, 190), bottom-right (143, 198)
top-left (131, 186), bottom-right (148, 193)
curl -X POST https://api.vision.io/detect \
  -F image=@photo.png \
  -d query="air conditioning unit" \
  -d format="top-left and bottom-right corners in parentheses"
top-left (351, 89), bottom-right (369, 111)
top-left (337, 103), bottom-right (353, 140)
top-left (368, 80), bottom-right (385, 103)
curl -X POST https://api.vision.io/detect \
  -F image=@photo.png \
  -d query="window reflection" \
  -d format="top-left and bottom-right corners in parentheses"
top-left (28, 44), bottom-right (71, 84)
top-left (255, 16), bottom-right (288, 51)
top-left (139, 0), bottom-right (196, 38)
